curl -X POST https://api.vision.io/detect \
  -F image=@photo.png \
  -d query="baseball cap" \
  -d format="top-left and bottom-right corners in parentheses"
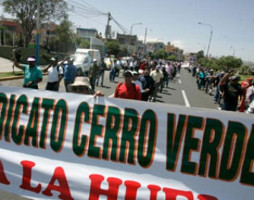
top-left (229, 75), bottom-right (240, 81)
top-left (93, 58), bottom-right (97, 62)
top-left (124, 70), bottom-right (133, 76)
top-left (27, 57), bottom-right (36, 62)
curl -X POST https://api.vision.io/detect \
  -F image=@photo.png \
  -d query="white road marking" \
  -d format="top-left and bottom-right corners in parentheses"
top-left (178, 79), bottom-right (182, 84)
top-left (182, 90), bottom-right (190, 107)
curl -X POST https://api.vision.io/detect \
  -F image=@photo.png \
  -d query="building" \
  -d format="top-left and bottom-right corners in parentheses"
top-left (116, 33), bottom-right (138, 54)
top-left (146, 42), bottom-right (165, 52)
top-left (76, 28), bottom-right (98, 39)
top-left (0, 19), bottom-right (22, 46)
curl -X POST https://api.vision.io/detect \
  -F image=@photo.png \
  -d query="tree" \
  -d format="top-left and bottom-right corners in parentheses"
top-left (53, 17), bottom-right (74, 52)
top-left (154, 49), bottom-right (167, 59)
top-left (3, 0), bottom-right (67, 47)
top-left (216, 56), bottom-right (243, 70)
top-left (167, 55), bottom-right (177, 61)
top-left (105, 40), bottom-right (120, 56)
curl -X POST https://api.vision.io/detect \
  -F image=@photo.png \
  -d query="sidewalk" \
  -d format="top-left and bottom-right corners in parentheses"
top-left (0, 57), bottom-right (14, 73)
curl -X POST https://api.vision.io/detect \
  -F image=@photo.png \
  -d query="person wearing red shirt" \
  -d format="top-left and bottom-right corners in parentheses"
top-left (114, 70), bottom-right (141, 100)
top-left (239, 77), bottom-right (253, 112)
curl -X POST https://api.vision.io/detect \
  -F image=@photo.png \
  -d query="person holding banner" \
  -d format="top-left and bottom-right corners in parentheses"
top-left (114, 70), bottom-right (141, 100)
top-left (43, 57), bottom-right (64, 91)
top-left (13, 56), bottom-right (42, 89)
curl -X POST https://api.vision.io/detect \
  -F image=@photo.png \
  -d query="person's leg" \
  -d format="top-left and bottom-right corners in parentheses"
top-left (101, 71), bottom-right (104, 86)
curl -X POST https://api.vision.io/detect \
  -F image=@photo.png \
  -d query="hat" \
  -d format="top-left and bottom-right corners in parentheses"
top-left (247, 77), bottom-right (253, 81)
top-left (229, 75), bottom-right (240, 81)
top-left (69, 77), bottom-right (91, 87)
top-left (93, 58), bottom-right (97, 62)
top-left (138, 69), bottom-right (144, 74)
top-left (27, 57), bottom-right (36, 62)
top-left (50, 57), bottom-right (58, 62)
top-left (124, 70), bottom-right (133, 76)
top-left (156, 65), bottom-right (160, 70)
top-left (132, 71), bottom-right (139, 76)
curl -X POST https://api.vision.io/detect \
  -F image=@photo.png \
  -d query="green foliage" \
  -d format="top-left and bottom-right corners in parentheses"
top-left (78, 39), bottom-right (90, 48)
top-left (53, 17), bottom-right (75, 52)
top-left (2, 0), bottom-right (67, 47)
top-left (215, 56), bottom-right (243, 70)
top-left (196, 50), bottom-right (205, 61)
top-left (167, 55), bottom-right (177, 61)
top-left (154, 49), bottom-right (167, 59)
top-left (105, 40), bottom-right (120, 56)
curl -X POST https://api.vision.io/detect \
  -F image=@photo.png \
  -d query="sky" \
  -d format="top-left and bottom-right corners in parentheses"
top-left (1, 0), bottom-right (254, 62)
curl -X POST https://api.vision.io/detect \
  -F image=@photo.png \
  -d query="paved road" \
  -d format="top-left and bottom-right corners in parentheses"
top-left (0, 68), bottom-right (218, 110)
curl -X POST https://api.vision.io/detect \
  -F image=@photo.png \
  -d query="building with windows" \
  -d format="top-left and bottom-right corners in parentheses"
top-left (76, 28), bottom-right (98, 39)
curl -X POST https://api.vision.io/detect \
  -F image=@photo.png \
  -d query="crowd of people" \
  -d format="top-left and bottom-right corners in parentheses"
top-left (190, 65), bottom-right (254, 113)
top-left (12, 55), bottom-right (254, 114)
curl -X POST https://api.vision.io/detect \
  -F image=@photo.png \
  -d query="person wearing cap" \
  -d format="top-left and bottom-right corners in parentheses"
top-left (114, 70), bottom-right (141, 100)
top-left (96, 58), bottom-right (106, 87)
top-left (138, 67), bottom-right (155, 101)
top-left (89, 58), bottom-right (100, 92)
top-left (219, 70), bottom-right (243, 111)
top-left (63, 57), bottom-right (77, 92)
top-left (43, 57), bottom-right (64, 91)
top-left (150, 65), bottom-right (163, 102)
top-left (13, 56), bottom-right (42, 89)
top-left (239, 77), bottom-right (253, 112)
top-left (68, 76), bottom-right (104, 97)
top-left (132, 71), bottom-right (142, 92)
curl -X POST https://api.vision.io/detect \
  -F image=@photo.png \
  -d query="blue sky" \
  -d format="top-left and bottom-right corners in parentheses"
top-left (68, 0), bottom-right (254, 62)
top-left (1, 0), bottom-right (253, 61)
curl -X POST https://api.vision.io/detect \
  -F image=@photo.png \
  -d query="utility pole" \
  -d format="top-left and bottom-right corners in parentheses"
top-left (105, 12), bottom-right (111, 40)
top-left (35, 0), bottom-right (40, 66)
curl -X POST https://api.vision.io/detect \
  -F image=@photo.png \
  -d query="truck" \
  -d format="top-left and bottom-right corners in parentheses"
top-left (73, 48), bottom-right (101, 76)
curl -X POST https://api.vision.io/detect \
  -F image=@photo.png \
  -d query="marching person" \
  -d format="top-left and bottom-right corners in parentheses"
top-left (96, 58), bottom-right (106, 87)
top-left (114, 70), bottom-right (141, 100)
top-left (43, 57), bottom-right (64, 91)
top-left (63, 57), bottom-right (77, 92)
top-left (13, 56), bottom-right (42, 89)
top-left (219, 70), bottom-right (243, 111)
top-left (89, 58), bottom-right (100, 92)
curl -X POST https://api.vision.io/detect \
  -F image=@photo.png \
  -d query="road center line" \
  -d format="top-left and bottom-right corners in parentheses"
top-left (178, 79), bottom-right (182, 84)
top-left (182, 90), bottom-right (190, 107)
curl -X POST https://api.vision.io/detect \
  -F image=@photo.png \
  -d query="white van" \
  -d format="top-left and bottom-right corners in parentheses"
top-left (73, 49), bottom-right (101, 76)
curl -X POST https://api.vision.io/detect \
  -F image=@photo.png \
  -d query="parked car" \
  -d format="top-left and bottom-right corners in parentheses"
top-left (73, 48), bottom-right (101, 76)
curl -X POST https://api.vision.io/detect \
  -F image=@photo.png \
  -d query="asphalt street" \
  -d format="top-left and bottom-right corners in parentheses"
top-left (0, 67), bottom-right (218, 110)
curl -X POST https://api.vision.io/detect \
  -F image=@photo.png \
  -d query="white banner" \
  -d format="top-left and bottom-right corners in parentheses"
top-left (0, 86), bottom-right (254, 200)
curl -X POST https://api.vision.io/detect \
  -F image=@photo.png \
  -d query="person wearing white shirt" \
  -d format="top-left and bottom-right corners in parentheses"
top-left (43, 57), bottom-right (64, 91)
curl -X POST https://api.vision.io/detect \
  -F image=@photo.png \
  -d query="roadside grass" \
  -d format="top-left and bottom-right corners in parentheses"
top-left (0, 71), bottom-right (24, 78)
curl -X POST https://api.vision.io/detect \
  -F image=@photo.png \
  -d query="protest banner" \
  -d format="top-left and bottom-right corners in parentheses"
top-left (0, 86), bottom-right (254, 200)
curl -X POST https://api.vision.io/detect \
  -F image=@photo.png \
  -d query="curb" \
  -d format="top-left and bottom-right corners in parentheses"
top-left (0, 73), bottom-right (48, 82)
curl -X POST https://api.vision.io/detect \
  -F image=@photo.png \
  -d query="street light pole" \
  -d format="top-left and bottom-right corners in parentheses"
top-left (198, 22), bottom-right (213, 67)
top-left (35, 0), bottom-right (40, 66)
top-left (128, 22), bottom-right (142, 55)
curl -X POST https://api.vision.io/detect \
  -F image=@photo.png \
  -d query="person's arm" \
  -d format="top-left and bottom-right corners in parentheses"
top-left (135, 85), bottom-right (142, 100)
top-left (13, 59), bottom-right (24, 70)
top-left (219, 70), bottom-right (233, 86)
top-left (42, 63), bottom-right (52, 73)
